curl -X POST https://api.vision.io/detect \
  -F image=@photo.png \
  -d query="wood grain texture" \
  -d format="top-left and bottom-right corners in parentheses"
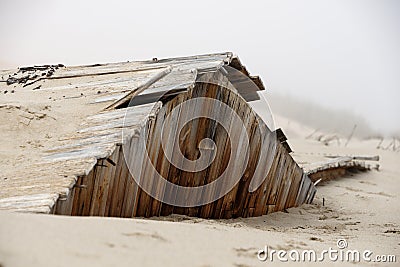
top-left (54, 75), bottom-right (316, 219)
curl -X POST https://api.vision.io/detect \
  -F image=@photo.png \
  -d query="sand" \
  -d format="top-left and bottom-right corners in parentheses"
top-left (0, 113), bottom-right (399, 266)
top-left (0, 66), bottom-right (138, 191)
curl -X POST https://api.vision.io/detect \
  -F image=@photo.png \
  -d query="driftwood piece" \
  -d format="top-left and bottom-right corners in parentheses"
top-left (305, 155), bottom-right (379, 184)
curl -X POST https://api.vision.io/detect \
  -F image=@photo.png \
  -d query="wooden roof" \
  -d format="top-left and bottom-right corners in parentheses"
top-left (0, 52), bottom-right (268, 213)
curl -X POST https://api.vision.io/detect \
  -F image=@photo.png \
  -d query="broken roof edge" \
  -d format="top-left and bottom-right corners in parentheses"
top-left (104, 52), bottom-right (265, 111)
top-left (0, 52), bottom-right (266, 92)
top-left (0, 52), bottom-right (232, 71)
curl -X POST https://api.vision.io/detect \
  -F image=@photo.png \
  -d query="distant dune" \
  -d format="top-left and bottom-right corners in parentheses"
top-left (268, 93), bottom-right (380, 139)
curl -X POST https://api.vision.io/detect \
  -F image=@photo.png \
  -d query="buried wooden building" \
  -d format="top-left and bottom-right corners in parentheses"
top-left (0, 52), bottom-right (319, 219)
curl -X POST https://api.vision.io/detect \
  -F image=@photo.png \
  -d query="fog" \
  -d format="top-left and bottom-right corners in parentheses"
top-left (268, 92), bottom-right (383, 139)
top-left (0, 0), bottom-right (399, 136)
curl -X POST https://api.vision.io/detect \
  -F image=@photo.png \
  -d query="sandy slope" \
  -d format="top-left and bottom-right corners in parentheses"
top-left (0, 116), bottom-right (399, 267)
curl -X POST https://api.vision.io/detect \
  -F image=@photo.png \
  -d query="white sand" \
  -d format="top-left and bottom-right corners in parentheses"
top-left (0, 115), bottom-right (399, 267)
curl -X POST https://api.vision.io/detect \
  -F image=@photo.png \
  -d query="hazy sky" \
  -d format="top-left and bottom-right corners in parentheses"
top-left (1, 0), bottom-right (399, 135)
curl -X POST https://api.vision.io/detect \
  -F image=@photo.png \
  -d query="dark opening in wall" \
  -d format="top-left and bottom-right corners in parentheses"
top-left (114, 87), bottom-right (187, 109)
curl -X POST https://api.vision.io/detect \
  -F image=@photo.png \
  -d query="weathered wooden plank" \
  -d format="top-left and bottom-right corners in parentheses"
top-left (88, 159), bottom-right (107, 215)
top-left (252, 133), bottom-right (278, 217)
top-left (232, 116), bottom-right (261, 217)
top-left (296, 174), bottom-right (312, 205)
top-left (122, 135), bottom-right (142, 217)
top-left (102, 146), bottom-right (120, 216)
top-left (294, 174), bottom-right (306, 206)
top-left (211, 89), bottom-right (247, 218)
top-left (284, 165), bottom-right (303, 209)
top-left (68, 177), bottom-right (82, 216)
top-left (161, 90), bottom-right (192, 216)
top-left (105, 145), bottom-right (123, 216)
top-left (274, 159), bottom-right (296, 211)
top-left (196, 86), bottom-right (231, 218)
top-left (105, 66), bottom-right (172, 110)
top-left (221, 94), bottom-right (255, 219)
top-left (267, 144), bottom-right (286, 205)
